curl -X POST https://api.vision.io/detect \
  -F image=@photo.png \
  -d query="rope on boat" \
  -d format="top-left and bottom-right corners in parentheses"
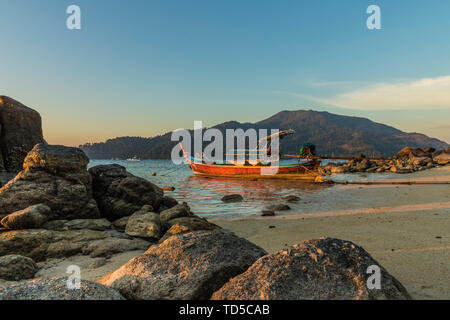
top-left (156, 163), bottom-right (189, 177)
top-left (324, 180), bottom-right (450, 185)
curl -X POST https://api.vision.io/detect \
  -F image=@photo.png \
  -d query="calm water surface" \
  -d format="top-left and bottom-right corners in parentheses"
top-left (88, 160), bottom-right (447, 219)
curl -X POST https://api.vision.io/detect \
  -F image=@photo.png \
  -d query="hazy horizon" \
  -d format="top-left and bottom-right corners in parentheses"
top-left (1, 1), bottom-right (449, 146)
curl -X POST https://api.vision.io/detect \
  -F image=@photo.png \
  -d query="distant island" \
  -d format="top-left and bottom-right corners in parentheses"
top-left (79, 110), bottom-right (449, 160)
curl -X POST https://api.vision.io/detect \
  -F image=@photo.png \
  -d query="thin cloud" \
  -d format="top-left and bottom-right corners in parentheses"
top-left (297, 76), bottom-right (450, 110)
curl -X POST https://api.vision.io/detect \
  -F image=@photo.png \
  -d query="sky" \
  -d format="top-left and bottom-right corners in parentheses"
top-left (1, 0), bottom-right (449, 146)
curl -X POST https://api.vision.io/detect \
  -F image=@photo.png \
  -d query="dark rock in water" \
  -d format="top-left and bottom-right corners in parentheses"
top-left (0, 277), bottom-right (125, 300)
top-left (0, 255), bottom-right (38, 281)
top-left (283, 195), bottom-right (300, 203)
top-left (0, 96), bottom-right (45, 173)
top-left (159, 203), bottom-right (192, 227)
top-left (261, 210), bottom-right (275, 217)
top-left (221, 194), bottom-right (244, 203)
top-left (125, 207), bottom-right (162, 240)
top-left (1, 204), bottom-right (52, 230)
top-left (0, 228), bottom-right (150, 261)
top-left (0, 144), bottom-right (100, 221)
top-left (89, 164), bottom-right (164, 219)
top-left (266, 204), bottom-right (291, 211)
top-left (211, 237), bottom-right (412, 300)
top-left (433, 149), bottom-right (450, 165)
top-left (99, 229), bottom-right (267, 300)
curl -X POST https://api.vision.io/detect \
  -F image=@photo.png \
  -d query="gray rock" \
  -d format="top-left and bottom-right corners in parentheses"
top-left (1, 204), bottom-right (52, 230)
top-left (42, 219), bottom-right (111, 231)
top-left (99, 229), bottom-right (267, 300)
top-left (0, 277), bottom-right (125, 300)
top-left (212, 237), bottom-right (412, 300)
top-left (0, 255), bottom-right (38, 281)
top-left (112, 216), bottom-right (130, 231)
top-left (89, 164), bottom-right (164, 219)
top-left (0, 228), bottom-right (150, 261)
top-left (0, 144), bottom-right (100, 220)
top-left (125, 209), bottom-right (162, 240)
top-left (221, 194), bottom-right (244, 203)
top-left (159, 203), bottom-right (193, 227)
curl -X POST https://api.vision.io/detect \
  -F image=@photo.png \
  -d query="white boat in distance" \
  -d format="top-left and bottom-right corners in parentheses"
top-left (126, 156), bottom-right (141, 161)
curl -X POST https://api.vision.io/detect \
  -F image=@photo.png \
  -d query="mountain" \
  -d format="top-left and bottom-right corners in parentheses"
top-left (79, 110), bottom-right (449, 159)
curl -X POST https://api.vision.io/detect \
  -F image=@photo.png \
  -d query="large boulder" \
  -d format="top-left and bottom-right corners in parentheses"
top-left (0, 228), bottom-right (150, 262)
top-left (211, 238), bottom-right (411, 300)
top-left (0, 277), bottom-right (125, 300)
top-left (89, 164), bottom-right (164, 220)
top-left (1, 204), bottom-right (52, 230)
top-left (0, 255), bottom-right (38, 281)
top-left (0, 144), bottom-right (100, 221)
top-left (99, 229), bottom-right (267, 300)
top-left (0, 96), bottom-right (45, 173)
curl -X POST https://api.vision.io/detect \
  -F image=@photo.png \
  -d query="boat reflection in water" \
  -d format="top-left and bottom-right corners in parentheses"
top-left (175, 174), bottom-right (330, 219)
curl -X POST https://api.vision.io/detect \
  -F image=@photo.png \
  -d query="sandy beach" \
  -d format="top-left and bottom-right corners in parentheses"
top-left (214, 166), bottom-right (450, 300)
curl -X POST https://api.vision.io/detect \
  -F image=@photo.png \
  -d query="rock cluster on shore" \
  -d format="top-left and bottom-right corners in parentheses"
top-left (0, 143), bottom-right (415, 300)
top-left (322, 147), bottom-right (450, 175)
top-left (0, 145), bottom-right (219, 274)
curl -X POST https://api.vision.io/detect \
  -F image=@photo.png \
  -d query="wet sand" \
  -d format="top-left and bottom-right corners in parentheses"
top-left (214, 166), bottom-right (450, 300)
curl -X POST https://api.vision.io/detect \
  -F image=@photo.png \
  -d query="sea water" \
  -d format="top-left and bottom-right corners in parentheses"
top-left (88, 160), bottom-right (448, 219)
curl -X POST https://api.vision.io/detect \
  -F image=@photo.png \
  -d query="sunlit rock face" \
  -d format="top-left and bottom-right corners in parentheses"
top-left (0, 144), bottom-right (100, 221)
top-left (0, 96), bottom-right (44, 173)
top-left (0, 277), bottom-right (125, 300)
top-left (99, 229), bottom-right (268, 300)
top-left (212, 237), bottom-right (412, 300)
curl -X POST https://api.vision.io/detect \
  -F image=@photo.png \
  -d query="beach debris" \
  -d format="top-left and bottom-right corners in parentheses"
top-left (0, 277), bottom-right (125, 300)
top-left (0, 255), bottom-right (38, 281)
top-left (99, 229), bottom-right (267, 300)
top-left (221, 194), bottom-right (244, 203)
top-left (211, 237), bottom-right (412, 300)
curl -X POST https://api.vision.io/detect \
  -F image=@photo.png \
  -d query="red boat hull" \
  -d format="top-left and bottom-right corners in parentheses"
top-left (187, 160), bottom-right (322, 181)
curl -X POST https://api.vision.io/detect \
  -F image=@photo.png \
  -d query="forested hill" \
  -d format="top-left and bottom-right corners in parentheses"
top-left (80, 110), bottom-right (449, 159)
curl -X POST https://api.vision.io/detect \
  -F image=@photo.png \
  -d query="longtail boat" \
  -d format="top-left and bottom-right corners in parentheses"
top-left (181, 130), bottom-right (323, 182)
